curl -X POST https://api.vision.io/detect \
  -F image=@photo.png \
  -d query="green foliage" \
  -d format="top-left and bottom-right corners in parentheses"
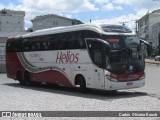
top-left (72, 19), bottom-right (83, 25)
top-left (27, 28), bottom-right (33, 32)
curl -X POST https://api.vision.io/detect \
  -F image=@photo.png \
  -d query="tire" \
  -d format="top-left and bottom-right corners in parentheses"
top-left (24, 72), bottom-right (31, 86)
top-left (79, 76), bottom-right (86, 93)
top-left (110, 90), bottom-right (118, 93)
top-left (17, 72), bottom-right (24, 85)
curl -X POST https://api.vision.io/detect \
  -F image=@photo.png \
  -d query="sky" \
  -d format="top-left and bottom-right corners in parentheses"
top-left (0, 0), bottom-right (160, 30)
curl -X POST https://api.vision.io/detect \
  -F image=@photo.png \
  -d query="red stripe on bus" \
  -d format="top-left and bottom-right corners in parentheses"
top-left (31, 70), bottom-right (72, 86)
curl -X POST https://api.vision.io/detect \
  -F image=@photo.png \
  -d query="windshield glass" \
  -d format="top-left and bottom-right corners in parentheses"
top-left (101, 25), bottom-right (132, 33)
top-left (103, 35), bottom-right (145, 74)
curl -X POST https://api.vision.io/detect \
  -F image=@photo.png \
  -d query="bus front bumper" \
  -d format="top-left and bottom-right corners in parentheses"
top-left (104, 78), bottom-right (145, 91)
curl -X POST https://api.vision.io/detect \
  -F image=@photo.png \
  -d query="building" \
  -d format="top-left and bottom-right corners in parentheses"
top-left (152, 22), bottom-right (160, 48)
top-left (0, 9), bottom-right (26, 45)
top-left (0, 9), bottom-right (26, 73)
top-left (137, 9), bottom-right (160, 47)
top-left (0, 9), bottom-right (25, 32)
top-left (0, 41), bottom-right (5, 73)
top-left (31, 14), bottom-right (73, 31)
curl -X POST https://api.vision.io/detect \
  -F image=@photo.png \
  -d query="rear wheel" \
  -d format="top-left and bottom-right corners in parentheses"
top-left (17, 72), bottom-right (24, 85)
top-left (24, 72), bottom-right (31, 86)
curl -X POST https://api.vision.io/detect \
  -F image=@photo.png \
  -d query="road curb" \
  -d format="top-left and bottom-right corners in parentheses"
top-left (145, 61), bottom-right (160, 65)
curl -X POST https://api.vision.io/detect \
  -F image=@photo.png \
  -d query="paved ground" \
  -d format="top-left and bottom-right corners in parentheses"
top-left (130, 64), bottom-right (160, 100)
top-left (0, 64), bottom-right (160, 120)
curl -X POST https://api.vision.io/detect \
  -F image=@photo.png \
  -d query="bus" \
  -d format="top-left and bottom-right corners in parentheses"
top-left (6, 24), bottom-right (145, 91)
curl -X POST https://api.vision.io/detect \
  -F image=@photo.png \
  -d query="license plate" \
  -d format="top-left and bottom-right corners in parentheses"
top-left (127, 82), bottom-right (133, 86)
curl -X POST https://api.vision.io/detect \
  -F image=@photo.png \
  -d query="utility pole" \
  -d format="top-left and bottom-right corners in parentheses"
top-left (90, 19), bottom-right (92, 23)
top-left (131, 19), bottom-right (138, 34)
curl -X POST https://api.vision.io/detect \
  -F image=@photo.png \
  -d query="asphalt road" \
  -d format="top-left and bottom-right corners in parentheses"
top-left (0, 64), bottom-right (160, 119)
top-left (131, 63), bottom-right (160, 99)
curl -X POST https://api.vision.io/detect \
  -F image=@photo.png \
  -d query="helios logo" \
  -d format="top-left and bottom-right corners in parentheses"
top-left (56, 51), bottom-right (79, 63)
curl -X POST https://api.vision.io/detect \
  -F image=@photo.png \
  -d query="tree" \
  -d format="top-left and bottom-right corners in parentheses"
top-left (27, 28), bottom-right (33, 32)
top-left (72, 19), bottom-right (83, 25)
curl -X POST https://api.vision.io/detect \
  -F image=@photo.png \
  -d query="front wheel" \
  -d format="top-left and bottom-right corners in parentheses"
top-left (79, 76), bottom-right (86, 93)
top-left (106, 90), bottom-right (118, 95)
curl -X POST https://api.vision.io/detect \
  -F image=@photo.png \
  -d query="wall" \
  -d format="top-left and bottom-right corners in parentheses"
top-left (0, 42), bottom-right (6, 73)
top-left (0, 10), bottom-right (25, 32)
top-left (149, 13), bottom-right (160, 44)
top-left (152, 23), bottom-right (160, 47)
top-left (32, 15), bottom-right (72, 31)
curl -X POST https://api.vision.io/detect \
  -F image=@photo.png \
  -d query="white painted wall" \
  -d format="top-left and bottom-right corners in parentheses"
top-left (0, 10), bottom-right (25, 32)
top-left (32, 15), bottom-right (72, 31)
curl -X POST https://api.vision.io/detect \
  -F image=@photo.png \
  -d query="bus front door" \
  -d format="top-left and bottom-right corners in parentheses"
top-left (88, 65), bottom-right (105, 90)
top-left (86, 38), bottom-right (105, 90)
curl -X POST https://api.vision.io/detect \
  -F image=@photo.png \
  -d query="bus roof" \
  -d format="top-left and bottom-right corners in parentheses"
top-left (17, 23), bottom-right (136, 38)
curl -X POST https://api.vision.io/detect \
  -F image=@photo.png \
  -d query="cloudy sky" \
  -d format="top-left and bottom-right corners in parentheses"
top-left (0, 0), bottom-right (160, 30)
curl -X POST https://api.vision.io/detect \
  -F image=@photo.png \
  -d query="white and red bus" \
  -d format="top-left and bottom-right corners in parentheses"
top-left (6, 24), bottom-right (145, 91)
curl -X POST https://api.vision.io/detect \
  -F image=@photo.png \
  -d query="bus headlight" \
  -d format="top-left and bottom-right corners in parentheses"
top-left (139, 73), bottom-right (145, 80)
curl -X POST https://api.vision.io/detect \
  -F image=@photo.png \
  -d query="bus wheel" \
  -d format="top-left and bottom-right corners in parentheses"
top-left (79, 76), bottom-right (86, 93)
top-left (24, 72), bottom-right (31, 86)
top-left (17, 72), bottom-right (24, 85)
top-left (107, 90), bottom-right (118, 95)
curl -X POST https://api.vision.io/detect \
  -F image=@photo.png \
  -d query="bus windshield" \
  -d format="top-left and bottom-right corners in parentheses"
top-left (101, 25), bottom-right (132, 33)
top-left (103, 35), bottom-right (145, 74)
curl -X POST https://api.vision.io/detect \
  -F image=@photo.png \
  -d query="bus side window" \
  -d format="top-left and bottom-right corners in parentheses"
top-left (50, 39), bottom-right (57, 50)
top-left (25, 41), bottom-right (30, 51)
top-left (7, 39), bottom-right (21, 52)
top-left (63, 32), bottom-right (72, 50)
top-left (73, 31), bottom-right (86, 49)
top-left (6, 42), bottom-right (10, 52)
top-left (61, 33), bottom-right (67, 50)
top-left (6, 41), bottom-right (14, 52)
top-left (78, 39), bottom-right (86, 49)
top-left (35, 42), bottom-right (40, 51)
top-left (52, 34), bottom-right (61, 50)
top-left (42, 41), bottom-right (48, 50)
top-left (40, 35), bottom-right (52, 51)
top-left (68, 32), bottom-right (75, 49)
